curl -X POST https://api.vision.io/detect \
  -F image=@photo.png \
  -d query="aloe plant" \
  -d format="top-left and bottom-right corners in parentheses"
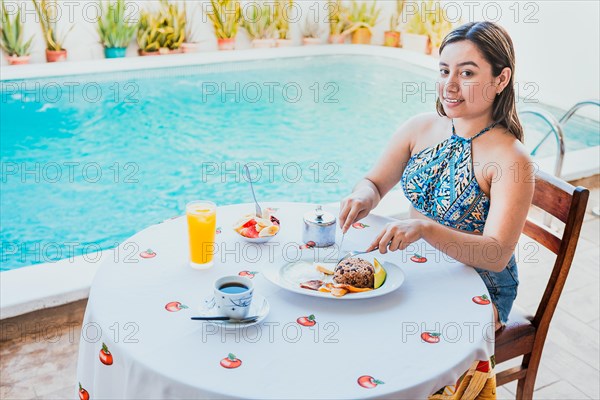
top-left (424, 0), bottom-right (453, 48)
top-left (32, 0), bottom-right (73, 51)
top-left (273, 0), bottom-right (292, 40)
top-left (97, 0), bottom-right (137, 48)
top-left (405, 5), bottom-right (427, 35)
top-left (328, 0), bottom-right (352, 36)
top-left (137, 11), bottom-right (161, 52)
top-left (206, 0), bottom-right (241, 40)
top-left (242, 3), bottom-right (277, 40)
top-left (160, 0), bottom-right (186, 49)
top-left (137, 1), bottom-right (186, 53)
top-left (1, 1), bottom-right (34, 56)
top-left (348, 0), bottom-right (381, 32)
top-left (389, 0), bottom-right (405, 32)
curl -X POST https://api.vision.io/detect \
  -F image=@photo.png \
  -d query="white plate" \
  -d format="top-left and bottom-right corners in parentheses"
top-left (197, 294), bottom-right (270, 328)
top-left (262, 253), bottom-right (405, 300)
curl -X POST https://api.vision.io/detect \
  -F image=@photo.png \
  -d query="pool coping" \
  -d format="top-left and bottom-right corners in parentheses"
top-left (1, 44), bottom-right (440, 81)
top-left (1, 45), bottom-right (598, 320)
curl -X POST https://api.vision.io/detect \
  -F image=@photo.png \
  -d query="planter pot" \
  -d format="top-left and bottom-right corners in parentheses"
top-left (383, 31), bottom-right (400, 48)
top-left (104, 47), bottom-right (127, 59)
top-left (181, 42), bottom-right (200, 53)
top-left (328, 34), bottom-right (346, 44)
top-left (430, 44), bottom-right (440, 58)
top-left (302, 37), bottom-right (321, 46)
top-left (251, 39), bottom-right (275, 48)
top-left (7, 55), bottom-right (30, 65)
top-left (217, 38), bottom-right (236, 51)
top-left (45, 49), bottom-right (67, 63)
top-left (157, 47), bottom-right (183, 55)
top-left (351, 27), bottom-right (372, 44)
top-left (276, 39), bottom-right (293, 47)
top-left (138, 49), bottom-right (161, 56)
top-left (402, 33), bottom-right (429, 54)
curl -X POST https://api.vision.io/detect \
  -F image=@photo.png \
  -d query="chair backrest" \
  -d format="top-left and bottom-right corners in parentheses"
top-left (522, 170), bottom-right (589, 331)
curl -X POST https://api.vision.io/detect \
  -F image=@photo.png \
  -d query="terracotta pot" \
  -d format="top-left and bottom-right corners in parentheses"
top-left (138, 49), bottom-right (161, 56)
top-left (7, 55), bottom-right (30, 65)
top-left (276, 39), bottom-right (293, 47)
top-left (351, 27), bottom-right (372, 44)
top-left (45, 49), bottom-right (67, 63)
top-left (302, 37), bottom-right (321, 46)
top-left (328, 34), bottom-right (346, 44)
top-left (402, 33), bottom-right (429, 54)
top-left (383, 31), bottom-right (400, 48)
top-left (181, 42), bottom-right (200, 53)
top-left (251, 39), bottom-right (275, 48)
top-left (217, 38), bottom-right (236, 51)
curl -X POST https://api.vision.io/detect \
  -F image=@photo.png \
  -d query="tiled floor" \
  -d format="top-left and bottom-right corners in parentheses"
top-left (1, 187), bottom-right (599, 400)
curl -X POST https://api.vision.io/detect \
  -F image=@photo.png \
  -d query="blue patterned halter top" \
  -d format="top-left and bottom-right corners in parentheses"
top-left (401, 120), bottom-right (498, 233)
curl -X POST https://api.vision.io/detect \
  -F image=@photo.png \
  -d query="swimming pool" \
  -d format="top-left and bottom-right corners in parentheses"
top-left (1, 54), bottom-right (598, 270)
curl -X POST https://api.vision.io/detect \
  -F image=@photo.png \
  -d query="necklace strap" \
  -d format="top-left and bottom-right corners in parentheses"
top-left (451, 119), bottom-right (498, 141)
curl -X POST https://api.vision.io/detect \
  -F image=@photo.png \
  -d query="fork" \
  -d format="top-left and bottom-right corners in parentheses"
top-left (337, 242), bottom-right (392, 264)
top-left (244, 164), bottom-right (262, 218)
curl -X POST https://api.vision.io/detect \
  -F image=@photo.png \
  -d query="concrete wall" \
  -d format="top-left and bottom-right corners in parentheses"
top-left (1, 1), bottom-right (599, 116)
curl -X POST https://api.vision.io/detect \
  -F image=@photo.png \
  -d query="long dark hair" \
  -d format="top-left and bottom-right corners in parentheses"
top-left (435, 21), bottom-right (524, 142)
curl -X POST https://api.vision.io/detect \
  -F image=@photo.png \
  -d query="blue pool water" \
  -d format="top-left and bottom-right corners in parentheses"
top-left (1, 55), bottom-right (598, 270)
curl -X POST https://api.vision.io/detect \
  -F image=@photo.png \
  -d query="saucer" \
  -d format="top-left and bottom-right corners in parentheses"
top-left (198, 294), bottom-right (269, 328)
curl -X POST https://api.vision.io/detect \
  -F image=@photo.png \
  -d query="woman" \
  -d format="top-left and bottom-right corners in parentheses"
top-left (339, 21), bottom-right (534, 331)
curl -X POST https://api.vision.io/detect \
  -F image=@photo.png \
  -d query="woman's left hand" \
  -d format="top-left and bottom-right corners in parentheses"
top-left (367, 219), bottom-right (428, 253)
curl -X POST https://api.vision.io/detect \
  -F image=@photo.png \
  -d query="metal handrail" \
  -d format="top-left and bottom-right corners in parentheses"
top-left (520, 108), bottom-right (565, 177)
top-left (530, 99), bottom-right (600, 156)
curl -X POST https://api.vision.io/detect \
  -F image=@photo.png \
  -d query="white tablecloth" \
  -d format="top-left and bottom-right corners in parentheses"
top-left (76, 202), bottom-right (494, 399)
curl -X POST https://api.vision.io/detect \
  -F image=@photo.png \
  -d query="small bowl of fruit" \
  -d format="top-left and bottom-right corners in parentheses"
top-left (233, 210), bottom-right (280, 243)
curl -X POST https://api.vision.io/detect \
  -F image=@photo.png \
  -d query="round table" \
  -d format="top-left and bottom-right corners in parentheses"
top-left (76, 202), bottom-right (494, 399)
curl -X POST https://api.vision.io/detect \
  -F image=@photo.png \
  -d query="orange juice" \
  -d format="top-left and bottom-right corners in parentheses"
top-left (186, 201), bottom-right (217, 269)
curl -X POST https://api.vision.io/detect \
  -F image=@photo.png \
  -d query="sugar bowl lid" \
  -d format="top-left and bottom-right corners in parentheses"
top-left (304, 205), bottom-right (336, 226)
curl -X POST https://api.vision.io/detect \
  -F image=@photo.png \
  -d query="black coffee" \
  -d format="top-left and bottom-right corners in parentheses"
top-left (219, 283), bottom-right (249, 294)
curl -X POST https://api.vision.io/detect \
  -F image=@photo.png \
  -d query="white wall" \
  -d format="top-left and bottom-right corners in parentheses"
top-left (1, 1), bottom-right (599, 116)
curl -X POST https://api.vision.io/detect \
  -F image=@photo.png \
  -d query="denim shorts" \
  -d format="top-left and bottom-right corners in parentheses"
top-left (475, 254), bottom-right (519, 324)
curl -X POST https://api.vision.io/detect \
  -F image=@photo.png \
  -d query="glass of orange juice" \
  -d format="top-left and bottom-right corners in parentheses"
top-left (186, 201), bottom-right (217, 270)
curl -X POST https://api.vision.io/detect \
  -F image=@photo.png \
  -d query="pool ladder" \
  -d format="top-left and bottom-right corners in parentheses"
top-left (520, 99), bottom-right (599, 226)
top-left (521, 99), bottom-right (600, 178)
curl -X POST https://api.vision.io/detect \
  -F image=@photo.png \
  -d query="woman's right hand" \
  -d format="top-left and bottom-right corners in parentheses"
top-left (338, 186), bottom-right (378, 233)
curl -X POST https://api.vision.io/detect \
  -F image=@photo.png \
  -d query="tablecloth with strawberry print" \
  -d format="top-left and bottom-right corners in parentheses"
top-left (76, 202), bottom-right (495, 399)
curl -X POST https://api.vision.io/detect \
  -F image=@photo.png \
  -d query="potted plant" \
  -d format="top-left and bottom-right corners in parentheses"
top-left (242, 3), bottom-right (276, 48)
top-left (97, 0), bottom-right (137, 59)
top-left (300, 17), bottom-right (322, 45)
top-left (137, 11), bottom-right (161, 55)
top-left (159, 0), bottom-right (185, 54)
top-left (206, 0), bottom-right (241, 50)
top-left (384, 0), bottom-right (404, 47)
top-left (181, 2), bottom-right (200, 53)
top-left (273, 0), bottom-right (292, 47)
top-left (32, 0), bottom-right (73, 62)
top-left (328, 0), bottom-right (352, 43)
top-left (425, 1), bottom-right (453, 57)
top-left (347, 0), bottom-right (380, 45)
top-left (137, 1), bottom-right (185, 56)
top-left (1, 1), bottom-right (34, 65)
top-left (402, 5), bottom-right (428, 53)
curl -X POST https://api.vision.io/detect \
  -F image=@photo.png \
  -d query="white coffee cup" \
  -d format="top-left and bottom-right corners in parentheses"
top-left (214, 276), bottom-right (254, 319)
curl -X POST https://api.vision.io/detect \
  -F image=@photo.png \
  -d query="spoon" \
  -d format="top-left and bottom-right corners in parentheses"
top-left (244, 164), bottom-right (262, 218)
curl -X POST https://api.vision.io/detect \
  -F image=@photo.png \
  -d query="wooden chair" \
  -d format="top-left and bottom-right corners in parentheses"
top-left (495, 170), bottom-right (590, 399)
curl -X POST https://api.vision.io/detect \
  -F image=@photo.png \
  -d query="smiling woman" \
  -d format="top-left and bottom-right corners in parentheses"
top-left (339, 21), bottom-right (535, 333)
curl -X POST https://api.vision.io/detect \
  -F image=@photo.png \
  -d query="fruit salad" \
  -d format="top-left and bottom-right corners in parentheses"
top-left (233, 210), bottom-right (280, 239)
